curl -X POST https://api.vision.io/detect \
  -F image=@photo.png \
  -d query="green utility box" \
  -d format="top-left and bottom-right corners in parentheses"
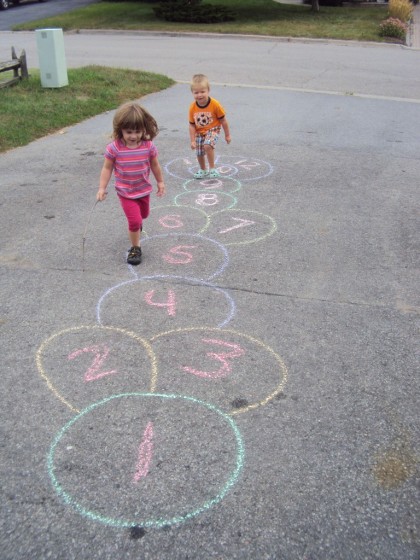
top-left (35, 28), bottom-right (68, 88)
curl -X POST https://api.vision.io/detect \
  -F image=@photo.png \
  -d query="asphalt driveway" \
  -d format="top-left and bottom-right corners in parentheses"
top-left (0, 31), bottom-right (419, 560)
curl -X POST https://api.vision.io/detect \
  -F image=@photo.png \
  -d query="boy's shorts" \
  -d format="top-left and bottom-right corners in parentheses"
top-left (195, 126), bottom-right (221, 156)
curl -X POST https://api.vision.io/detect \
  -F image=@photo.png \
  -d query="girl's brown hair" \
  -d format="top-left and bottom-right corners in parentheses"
top-left (112, 102), bottom-right (159, 141)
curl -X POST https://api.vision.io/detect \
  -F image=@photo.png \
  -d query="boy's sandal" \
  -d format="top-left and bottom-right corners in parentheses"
top-left (208, 169), bottom-right (220, 178)
top-left (194, 169), bottom-right (208, 179)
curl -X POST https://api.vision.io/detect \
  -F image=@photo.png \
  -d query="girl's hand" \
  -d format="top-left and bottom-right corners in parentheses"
top-left (157, 182), bottom-right (166, 197)
top-left (96, 190), bottom-right (108, 201)
top-left (225, 135), bottom-right (231, 144)
top-left (191, 141), bottom-right (196, 150)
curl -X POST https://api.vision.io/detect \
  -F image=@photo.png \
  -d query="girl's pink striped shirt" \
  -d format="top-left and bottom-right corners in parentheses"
top-left (105, 139), bottom-right (158, 199)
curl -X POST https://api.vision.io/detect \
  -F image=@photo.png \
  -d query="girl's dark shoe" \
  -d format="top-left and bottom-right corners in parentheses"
top-left (127, 246), bottom-right (142, 265)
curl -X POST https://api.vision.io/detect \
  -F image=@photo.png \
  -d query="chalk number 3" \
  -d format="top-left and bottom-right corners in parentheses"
top-left (182, 339), bottom-right (245, 379)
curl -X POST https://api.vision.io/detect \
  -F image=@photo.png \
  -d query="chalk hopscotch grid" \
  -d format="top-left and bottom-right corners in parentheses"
top-left (36, 154), bottom-right (288, 529)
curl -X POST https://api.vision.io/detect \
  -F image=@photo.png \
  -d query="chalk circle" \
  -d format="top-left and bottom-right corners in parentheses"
top-left (144, 205), bottom-right (210, 237)
top-left (149, 328), bottom-right (288, 415)
top-left (164, 156), bottom-right (198, 180)
top-left (138, 233), bottom-right (229, 281)
top-left (36, 326), bottom-right (157, 413)
top-left (183, 176), bottom-right (241, 195)
top-left (218, 156), bottom-right (274, 182)
top-left (48, 393), bottom-right (244, 528)
top-left (96, 276), bottom-right (236, 336)
top-left (164, 155), bottom-right (272, 183)
top-left (202, 209), bottom-right (277, 246)
top-left (164, 156), bottom-right (237, 181)
top-left (174, 191), bottom-right (237, 216)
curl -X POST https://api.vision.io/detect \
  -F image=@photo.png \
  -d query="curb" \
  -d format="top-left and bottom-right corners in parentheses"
top-left (65, 27), bottom-right (420, 49)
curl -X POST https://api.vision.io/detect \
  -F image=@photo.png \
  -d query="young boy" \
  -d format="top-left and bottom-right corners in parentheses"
top-left (189, 74), bottom-right (231, 179)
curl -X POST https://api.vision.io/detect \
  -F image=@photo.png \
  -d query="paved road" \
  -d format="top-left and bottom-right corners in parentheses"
top-left (1, 30), bottom-right (420, 101)
top-left (0, 0), bottom-right (99, 30)
top-left (0, 30), bottom-right (419, 560)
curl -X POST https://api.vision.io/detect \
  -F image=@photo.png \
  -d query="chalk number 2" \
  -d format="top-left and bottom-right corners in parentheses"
top-left (68, 344), bottom-right (117, 382)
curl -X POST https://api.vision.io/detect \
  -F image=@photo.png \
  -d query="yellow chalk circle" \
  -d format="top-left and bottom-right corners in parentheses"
top-left (149, 327), bottom-right (288, 415)
top-left (36, 325), bottom-right (158, 413)
top-left (202, 209), bottom-right (277, 246)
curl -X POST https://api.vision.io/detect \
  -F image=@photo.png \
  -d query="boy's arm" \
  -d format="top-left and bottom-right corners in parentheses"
top-left (189, 123), bottom-right (197, 149)
top-left (150, 156), bottom-right (165, 197)
top-left (97, 158), bottom-right (113, 201)
top-left (221, 117), bottom-right (231, 144)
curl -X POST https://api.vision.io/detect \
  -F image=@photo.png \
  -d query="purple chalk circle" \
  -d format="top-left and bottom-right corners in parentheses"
top-left (183, 176), bottom-right (241, 195)
top-left (218, 156), bottom-right (274, 182)
top-left (96, 275), bottom-right (236, 336)
top-left (129, 233), bottom-right (229, 281)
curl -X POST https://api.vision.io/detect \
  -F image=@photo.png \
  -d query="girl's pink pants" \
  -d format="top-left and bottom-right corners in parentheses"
top-left (118, 194), bottom-right (150, 232)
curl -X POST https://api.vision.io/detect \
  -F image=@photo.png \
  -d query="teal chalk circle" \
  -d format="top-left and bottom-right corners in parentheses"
top-left (48, 393), bottom-right (244, 529)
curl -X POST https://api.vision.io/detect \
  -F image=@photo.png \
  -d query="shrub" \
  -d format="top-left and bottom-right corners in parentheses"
top-left (379, 16), bottom-right (407, 39)
top-left (154, 1), bottom-right (236, 23)
top-left (388, 0), bottom-right (413, 22)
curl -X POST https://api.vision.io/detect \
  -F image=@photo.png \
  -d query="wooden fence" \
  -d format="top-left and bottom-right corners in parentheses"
top-left (0, 47), bottom-right (28, 89)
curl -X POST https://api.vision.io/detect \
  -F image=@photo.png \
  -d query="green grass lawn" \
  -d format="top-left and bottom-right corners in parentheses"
top-left (13, 0), bottom-right (389, 42)
top-left (0, 66), bottom-right (174, 153)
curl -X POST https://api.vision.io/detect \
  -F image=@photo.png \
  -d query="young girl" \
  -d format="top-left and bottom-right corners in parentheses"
top-left (97, 102), bottom-right (166, 265)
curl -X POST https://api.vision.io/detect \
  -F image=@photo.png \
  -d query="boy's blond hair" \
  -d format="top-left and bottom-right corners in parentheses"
top-left (191, 74), bottom-right (210, 91)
